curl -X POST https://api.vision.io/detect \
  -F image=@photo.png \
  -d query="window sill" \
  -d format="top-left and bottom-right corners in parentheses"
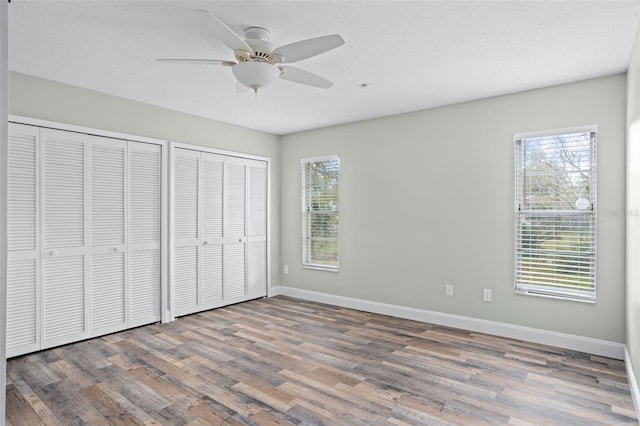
top-left (514, 289), bottom-right (595, 304)
top-left (303, 264), bottom-right (339, 273)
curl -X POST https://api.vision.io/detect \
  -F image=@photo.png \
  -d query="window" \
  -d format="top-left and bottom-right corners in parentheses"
top-left (301, 155), bottom-right (339, 271)
top-left (514, 128), bottom-right (596, 302)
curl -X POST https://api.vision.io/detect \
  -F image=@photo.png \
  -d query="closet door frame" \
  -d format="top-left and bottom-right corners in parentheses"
top-left (169, 141), bottom-right (270, 321)
top-left (8, 115), bottom-right (169, 329)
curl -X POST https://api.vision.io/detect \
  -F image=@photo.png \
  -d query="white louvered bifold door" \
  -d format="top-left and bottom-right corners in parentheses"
top-left (246, 160), bottom-right (267, 299)
top-left (6, 121), bottom-right (165, 358)
top-left (6, 123), bottom-right (40, 357)
top-left (224, 158), bottom-right (247, 303)
top-left (173, 148), bottom-right (200, 316)
top-left (41, 128), bottom-right (89, 348)
top-left (170, 145), bottom-right (268, 318)
top-left (128, 141), bottom-right (162, 327)
top-left (89, 136), bottom-right (127, 335)
top-left (200, 152), bottom-right (225, 308)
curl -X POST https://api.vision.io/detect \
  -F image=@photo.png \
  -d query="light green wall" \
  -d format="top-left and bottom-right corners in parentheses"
top-left (8, 71), bottom-right (281, 290)
top-left (627, 21), bottom-right (640, 387)
top-left (281, 74), bottom-right (627, 342)
top-left (9, 70), bottom-right (630, 344)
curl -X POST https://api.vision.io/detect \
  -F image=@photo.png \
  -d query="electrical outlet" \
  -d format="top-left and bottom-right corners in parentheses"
top-left (483, 288), bottom-right (492, 302)
top-left (445, 284), bottom-right (454, 296)
top-left (284, 265), bottom-right (289, 274)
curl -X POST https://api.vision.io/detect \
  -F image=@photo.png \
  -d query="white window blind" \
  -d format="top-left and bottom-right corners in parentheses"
top-left (515, 129), bottom-right (596, 302)
top-left (302, 155), bottom-right (339, 271)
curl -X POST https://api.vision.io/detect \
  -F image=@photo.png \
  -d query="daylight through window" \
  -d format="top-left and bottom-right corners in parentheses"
top-left (301, 155), bottom-right (339, 271)
top-left (515, 129), bottom-right (596, 301)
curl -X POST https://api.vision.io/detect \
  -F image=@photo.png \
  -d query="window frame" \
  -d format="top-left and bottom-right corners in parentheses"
top-left (514, 126), bottom-right (597, 303)
top-left (301, 155), bottom-right (340, 272)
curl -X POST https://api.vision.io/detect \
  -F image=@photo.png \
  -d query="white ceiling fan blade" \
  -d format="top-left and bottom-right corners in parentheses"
top-left (156, 59), bottom-right (235, 66)
top-left (195, 9), bottom-right (253, 53)
top-left (280, 66), bottom-right (333, 89)
top-left (273, 34), bottom-right (344, 63)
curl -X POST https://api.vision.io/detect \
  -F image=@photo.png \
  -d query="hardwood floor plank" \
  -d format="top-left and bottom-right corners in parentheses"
top-left (11, 379), bottom-right (62, 426)
top-left (6, 296), bottom-right (637, 425)
top-left (78, 385), bottom-right (146, 426)
top-left (278, 373), bottom-right (399, 424)
top-left (181, 374), bottom-right (262, 418)
top-left (93, 365), bottom-right (174, 415)
top-left (128, 366), bottom-right (201, 408)
top-left (7, 355), bottom-right (60, 388)
top-left (248, 408), bottom-right (298, 426)
top-left (96, 381), bottom-right (161, 425)
top-left (6, 384), bottom-right (46, 426)
top-left (188, 401), bottom-right (231, 425)
top-left (231, 382), bottom-right (295, 413)
top-left (34, 380), bottom-right (109, 425)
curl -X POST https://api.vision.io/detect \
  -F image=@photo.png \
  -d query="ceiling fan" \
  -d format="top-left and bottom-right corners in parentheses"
top-left (157, 9), bottom-right (345, 95)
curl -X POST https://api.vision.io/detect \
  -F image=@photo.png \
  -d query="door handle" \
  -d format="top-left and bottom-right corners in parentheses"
top-left (49, 250), bottom-right (57, 256)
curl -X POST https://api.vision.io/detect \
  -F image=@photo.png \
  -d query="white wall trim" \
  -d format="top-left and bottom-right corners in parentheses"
top-left (513, 124), bottom-right (598, 141)
top-left (9, 114), bottom-right (165, 145)
top-left (269, 286), bottom-right (625, 360)
top-left (626, 346), bottom-right (640, 418)
top-left (159, 141), bottom-right (169, 323)
top-left (170, 140), bottom-right (271, 163)
top-left (300, 154), bottom-right (339, 164)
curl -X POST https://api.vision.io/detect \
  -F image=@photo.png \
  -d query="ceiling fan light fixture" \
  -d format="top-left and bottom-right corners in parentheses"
top-left (232, 61), bottom-right (279, 92)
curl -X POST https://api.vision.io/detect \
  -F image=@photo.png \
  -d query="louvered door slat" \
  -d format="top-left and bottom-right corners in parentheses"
top-left (202, 153), bottom-right (224, 239)
top-left (224, 243), bottom-right (245, 301)
top-left (8, 125), bottom-right (38, 251)
top-left (201, 244), bottom-right (223, 305)
top-left (174, 246), bottom-right (198, 315)
top-left (91, 142), bottom-right (125, 246)
top-left (6, 259), bottom-right (37, 351)
top-left (130, 145), bottom-right (161, 244)
top-left (43, 256), bottom-right (85, 343)
top-left (130, 250), bottom-right (161, 325)
top-left (43, 132), bottom-right (85, 249)
top-left (248, 163), bottom-right (267, 237)
top-left (226, 162), bottom-right (246, 237)
top-left (174, 149), bottom-right (199, 240)
top-left (91, 252), bottom-right (125, 330)
top-left (247, 241), bottom-right (266, 299)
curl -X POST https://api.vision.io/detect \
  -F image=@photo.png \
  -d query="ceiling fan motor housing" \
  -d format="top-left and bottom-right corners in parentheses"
top-left (236, 27), bottom-right (283, 64)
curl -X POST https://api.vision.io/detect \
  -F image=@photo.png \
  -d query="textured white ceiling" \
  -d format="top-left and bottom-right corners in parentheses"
top-left (8, 1), bottom-right (640, 135)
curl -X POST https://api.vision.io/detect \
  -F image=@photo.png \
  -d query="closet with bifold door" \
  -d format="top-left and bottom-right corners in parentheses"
top-left (6, 121), bottom-right (165, 358)
top-left (171, 143), bottom-right (268, 317)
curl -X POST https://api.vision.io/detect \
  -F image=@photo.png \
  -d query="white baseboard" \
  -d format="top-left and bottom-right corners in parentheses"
top-left (626, 346), bottom-right (640, 416)
top-left (269, 285), bottom-right (625, 360)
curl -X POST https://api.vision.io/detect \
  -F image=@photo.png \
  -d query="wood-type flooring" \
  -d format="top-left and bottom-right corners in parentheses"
top-left (6, 296), bottom-right (638, 425)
